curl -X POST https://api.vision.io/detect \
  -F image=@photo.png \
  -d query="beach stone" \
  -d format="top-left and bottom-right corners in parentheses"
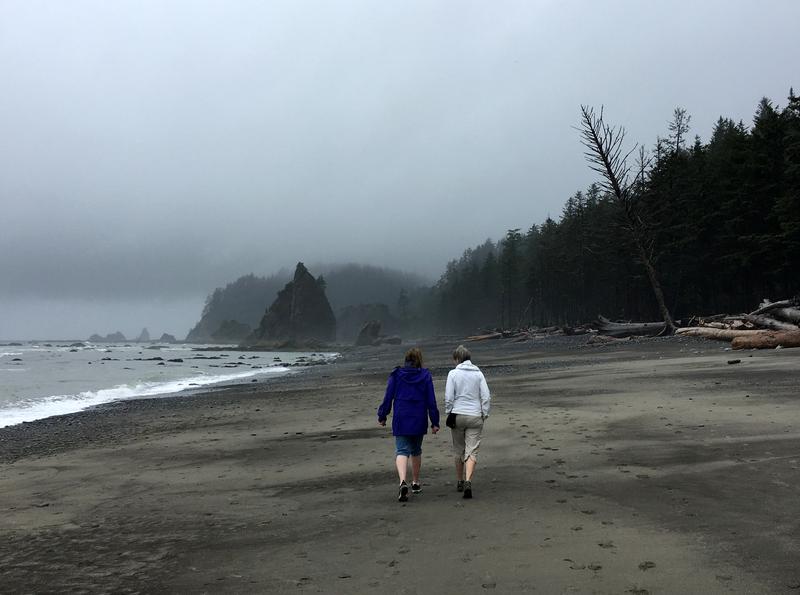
top-left (355, 320), bottom-right (382, 346)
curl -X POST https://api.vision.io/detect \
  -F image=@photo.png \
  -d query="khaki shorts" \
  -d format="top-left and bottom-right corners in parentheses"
top-left (451, 414), bottom-right (484, 462)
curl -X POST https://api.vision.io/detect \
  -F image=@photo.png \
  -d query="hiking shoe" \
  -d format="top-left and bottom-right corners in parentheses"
top-left (411, 482), bottom-right (422, 494)
top-left (398, 481), bottom-right (409, 502)
top-left (456, 480), bottom-right (465, 492)
top-left (462, 480), bottom-right (472, 499)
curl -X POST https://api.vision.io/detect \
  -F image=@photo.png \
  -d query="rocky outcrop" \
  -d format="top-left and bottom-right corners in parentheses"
top-left (252, 263), bottom-right (336, 344)
top-left (135, 328), bottom-right (150, 342)
top-left (354, 320), bottom-right (402, 346)
top-left (337, 303), bottom-right (400, 343)
top-left (211, 320), bottom-right (252, 342)
top-left (355, 320), bottom-right (382, 346)
top-left (158, 333), bottom-right (177, 343)
top-left (89, 331), bottom-right (127, 343)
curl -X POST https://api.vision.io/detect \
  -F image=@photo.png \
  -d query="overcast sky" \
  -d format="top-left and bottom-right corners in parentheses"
top-left (1, 0), bottom-right (798, 339)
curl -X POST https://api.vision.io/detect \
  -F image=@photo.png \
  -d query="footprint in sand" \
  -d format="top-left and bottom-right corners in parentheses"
top-left (638, 561), bottom-right (656, 571)
top-left (563, 558), bottom-right (585, 570)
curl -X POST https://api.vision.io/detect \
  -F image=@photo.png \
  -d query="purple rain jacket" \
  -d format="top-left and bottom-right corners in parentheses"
top-left (377, 365), bottom-right (440, 436)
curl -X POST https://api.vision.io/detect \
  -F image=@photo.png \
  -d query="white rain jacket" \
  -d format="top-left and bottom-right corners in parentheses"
top-left (444, 361), bottom-right (491, 418)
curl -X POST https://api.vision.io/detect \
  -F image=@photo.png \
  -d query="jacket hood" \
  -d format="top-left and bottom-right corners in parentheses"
top-left (455, 361), bottom-right (481, 372)
top-left (393, 365), bottom-right (430, 384)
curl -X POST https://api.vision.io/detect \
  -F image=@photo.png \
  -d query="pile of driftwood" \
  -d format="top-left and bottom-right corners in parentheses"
top-left (676, 298), bottom-right (800, 349)
top-left (465, 325), bottom-right (595, 343)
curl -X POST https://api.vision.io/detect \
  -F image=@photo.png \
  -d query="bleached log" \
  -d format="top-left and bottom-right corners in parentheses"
top-left (743, 314), bottom-right (799, 332)
top-left (596, 315), bottom-right (666, 338)
top-left (750, 298), bottom-right (800, 316)
top-left (731, 331), bottom-right (800, 350)
top-left (675, 328), bottom-right (769, 341)
top-left (465, 332), bottom-right (503, 342)
top-left (768, 307), bottom-right (800, 324)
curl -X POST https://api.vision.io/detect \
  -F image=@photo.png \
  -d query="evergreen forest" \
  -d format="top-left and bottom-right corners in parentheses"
top-left (426, 91), bottom-right (800, 334)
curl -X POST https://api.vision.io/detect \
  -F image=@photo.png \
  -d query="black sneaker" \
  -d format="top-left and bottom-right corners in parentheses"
top-left (462, 480), bottom-right (472, 499)
top-left (456, 480), bottom-right (465, 492)
top-left (398, 481), bottom-right (409, 502)
top-left (411, 482), bottom-right (422, 494)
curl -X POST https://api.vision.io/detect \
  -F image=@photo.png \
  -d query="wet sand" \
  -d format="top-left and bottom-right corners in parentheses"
top-left (2, 336), bottom-right (800, 593)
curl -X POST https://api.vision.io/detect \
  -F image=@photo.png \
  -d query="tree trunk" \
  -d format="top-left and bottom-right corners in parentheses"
top-left (636, 240), bottom-right (677, 333)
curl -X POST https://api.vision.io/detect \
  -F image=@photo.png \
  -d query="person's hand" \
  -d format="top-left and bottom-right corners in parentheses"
top-left (432, 426), bottom-right (439, 434)
top-left (378, 419), bottom-right (386, 427)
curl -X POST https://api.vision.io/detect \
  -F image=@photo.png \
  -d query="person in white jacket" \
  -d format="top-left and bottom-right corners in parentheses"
top-left (444, 344), bottom-right (491, 499)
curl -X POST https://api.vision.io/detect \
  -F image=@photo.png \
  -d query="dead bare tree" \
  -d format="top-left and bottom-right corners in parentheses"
top-left (578, 105), bottom-right (677, 333)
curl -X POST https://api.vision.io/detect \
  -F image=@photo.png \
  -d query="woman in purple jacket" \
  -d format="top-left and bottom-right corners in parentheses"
top-left (378, 347), bottom-right (440, 502)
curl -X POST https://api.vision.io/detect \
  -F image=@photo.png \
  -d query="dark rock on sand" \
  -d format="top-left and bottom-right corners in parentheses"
top-left (337, 303), bottom-right (399, 343)
top-left (355, 320), bottom-right (382, 346)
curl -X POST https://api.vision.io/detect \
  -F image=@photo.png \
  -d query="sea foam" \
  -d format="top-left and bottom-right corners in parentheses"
top-left (0, 366), bottom-right (290, 428)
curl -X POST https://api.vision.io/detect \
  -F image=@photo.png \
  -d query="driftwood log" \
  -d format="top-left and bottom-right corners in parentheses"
top-left (750, 298), bottom-right (800, 324)
top-left (465, 332), bottom-right (503, 342)
top-left (750, 297), bottom-right (800, 316)
top-left (761, 307), bottom-right (800, 324)
top-left (675, 327), bottom-right (769, 341)
top-left (596, 315), bottom-right (666, 338)
top-left (731, 331), bottom-right (800, 350)
top-left (742, 314), bottom-right (799, 332)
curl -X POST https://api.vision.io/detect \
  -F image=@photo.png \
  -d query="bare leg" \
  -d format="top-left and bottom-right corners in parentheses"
top-left (465, 457), bottom-right (477, 481)
top-left (454, 456), bottom-right (464, 481)
top-left (410, 455), bottom-right (421, 484)
top-left (395, 455), bottom-right (408, 483)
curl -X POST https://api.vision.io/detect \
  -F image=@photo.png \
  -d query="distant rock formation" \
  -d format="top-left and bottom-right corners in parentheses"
top-left (252, 263), bottom-right (336, 343)
top-left (211, 320), bottom-right (251, 342)
top-left (136, 328), bottom-right (150, 342)
top-left (355, 320), bottom-right (382, 346)
top-left (337, 303), bottom-right (400, 343)
top-left (185, 265), bottom-right (429, 344)
top-left (89, 331), bottom-right (127, 343)
top-left (158, 333), bottom-right (177, 343)
top-left (354, 320), bottom-right (402, 346)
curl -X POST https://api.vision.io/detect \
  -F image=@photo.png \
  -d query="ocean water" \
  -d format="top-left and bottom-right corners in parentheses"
top-left (0, 342), bottom-right (337, 428)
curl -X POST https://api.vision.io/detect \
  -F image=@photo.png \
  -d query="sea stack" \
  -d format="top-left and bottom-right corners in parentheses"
top-left (253, 262), bottom-right (336, 343)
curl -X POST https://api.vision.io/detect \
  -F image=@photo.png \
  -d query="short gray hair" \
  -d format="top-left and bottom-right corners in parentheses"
top-left (452, 344), bottom-right (471, 363)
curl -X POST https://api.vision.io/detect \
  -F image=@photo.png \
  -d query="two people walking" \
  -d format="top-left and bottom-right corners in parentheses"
top-left (377, 345), bottom-right (491, 501)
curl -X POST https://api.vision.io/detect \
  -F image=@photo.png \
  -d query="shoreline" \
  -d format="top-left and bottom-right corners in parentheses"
top-left (2, 336), bottom-right (800, 592)
top-left (0, 346), bottom-right (339, 431)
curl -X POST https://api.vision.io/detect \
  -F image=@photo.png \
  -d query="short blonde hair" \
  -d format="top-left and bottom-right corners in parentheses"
top-left (452, 344), bottom-right (471, 363)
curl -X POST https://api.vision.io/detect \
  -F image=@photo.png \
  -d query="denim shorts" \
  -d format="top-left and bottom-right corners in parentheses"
top-left (395, 435), bottom-right (424, 457)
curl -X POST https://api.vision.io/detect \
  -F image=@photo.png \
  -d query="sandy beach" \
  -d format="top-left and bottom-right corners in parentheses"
top-left (2, 336), bottom-right (799, 593)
